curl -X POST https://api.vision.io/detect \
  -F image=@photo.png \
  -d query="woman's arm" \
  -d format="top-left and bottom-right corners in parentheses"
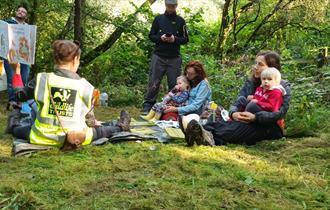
top-left (177, 81), bottom-right (211, 115)
top-left (229, 79), bottom-right (256, 117)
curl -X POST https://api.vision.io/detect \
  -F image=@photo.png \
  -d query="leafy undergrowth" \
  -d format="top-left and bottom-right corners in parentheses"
top-left (0, 99), bottom-right (329, 209)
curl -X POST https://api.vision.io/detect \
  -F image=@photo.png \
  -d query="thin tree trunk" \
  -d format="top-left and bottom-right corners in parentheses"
top-left (74, 0), bottom-right (82, 45)
top-left (81, 0), bottom-right (156, 67)
top-left (57, 6), bottom-right (74, 39)
top-left (81, 0), bottom-right (86, 50)
top-left (28, 0), bottom-right (38, 76)
top-left (28, 0), bottom-right (38, 25)
top-left (216, 0), bottom-right (231, 61)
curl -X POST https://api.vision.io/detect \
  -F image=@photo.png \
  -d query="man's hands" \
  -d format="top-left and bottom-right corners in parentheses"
top-left (232, 111), bottom-right (256, 123)
top-left (161, 34), bottom-right (175, 43)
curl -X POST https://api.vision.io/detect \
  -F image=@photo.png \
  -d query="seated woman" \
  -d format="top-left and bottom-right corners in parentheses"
top-left (10, 40), bottom-right (130, 149)
top-left (164, 60), bottom-right (212, 116)
top-left (183, 51), bottom-right (291, 146)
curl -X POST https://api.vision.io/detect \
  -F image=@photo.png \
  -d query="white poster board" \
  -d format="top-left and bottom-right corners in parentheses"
top-left (0, 60), bottom-right (7, 91)
top-left (0, 20), bottom-right (36, 65)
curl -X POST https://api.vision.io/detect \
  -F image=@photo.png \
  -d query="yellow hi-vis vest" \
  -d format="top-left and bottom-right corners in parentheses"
top-left (30, 72), bottom-right (94, 146)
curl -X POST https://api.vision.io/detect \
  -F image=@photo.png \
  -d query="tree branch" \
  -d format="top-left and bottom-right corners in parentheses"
top-left (81, 0), bottom-right (156, 67)
top-left (244, 0), bottom-right (296, 48)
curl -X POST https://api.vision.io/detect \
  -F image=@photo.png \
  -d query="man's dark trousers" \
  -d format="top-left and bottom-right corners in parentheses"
top-left (143, 53), bottom-right (182, 110)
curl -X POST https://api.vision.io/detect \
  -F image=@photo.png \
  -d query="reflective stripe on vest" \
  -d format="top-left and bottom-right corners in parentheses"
top-left (30, 72), bottom-right (94, 146)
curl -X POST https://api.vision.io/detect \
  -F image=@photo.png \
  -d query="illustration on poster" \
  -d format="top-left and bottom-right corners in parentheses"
top-left (19, 36), bottom-right (29, 62)
top-left (9, 41), bottom-right (17, 62)
top-left (0, 34), bottom-right (7, 54)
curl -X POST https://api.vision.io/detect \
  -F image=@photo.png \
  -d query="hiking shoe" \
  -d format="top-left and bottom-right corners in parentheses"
top-left (6, 101), bottom-right (20, 111)
top-left (196, 128), bottom-right (215, 146)
top-left (185, 119), bottom-right (215, 147)
top-left (185, 119), bottom-right (203, 146)
top-left (5, 109), bottom-right (21, 134)
top-left (117, 110), bottom-right (131, 132)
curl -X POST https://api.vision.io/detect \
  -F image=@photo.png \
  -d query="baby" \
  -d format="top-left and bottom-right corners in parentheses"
top-left (235, 67), bottom-right (286, 114)
top-left (141, 75), bottom-right (190, 121)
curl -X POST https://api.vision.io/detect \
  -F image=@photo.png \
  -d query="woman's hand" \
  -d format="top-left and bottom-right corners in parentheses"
top-left (247, 95), bottom-right (254, 101)
top-left (232, 111), bottom-right (256, 123)
top-left (164, 106), bottom-right (178, 113)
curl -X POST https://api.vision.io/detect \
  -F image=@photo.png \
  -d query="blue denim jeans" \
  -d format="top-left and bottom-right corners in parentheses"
top-left (3, 59), bottom-right (30, 102)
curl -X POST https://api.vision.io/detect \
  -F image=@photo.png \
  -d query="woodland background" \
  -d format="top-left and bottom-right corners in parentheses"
top-left (0, 1), bottom-right (329, 209)
top-left (2, 0), bottom-right (329, 136)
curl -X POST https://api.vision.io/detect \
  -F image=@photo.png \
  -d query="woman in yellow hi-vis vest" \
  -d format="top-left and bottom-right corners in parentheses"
top-left (10, 40), bottom-right (131, 147)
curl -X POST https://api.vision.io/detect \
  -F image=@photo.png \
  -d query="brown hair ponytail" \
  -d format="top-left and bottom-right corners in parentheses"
top-left (52, 40), bottom-right (81, 65)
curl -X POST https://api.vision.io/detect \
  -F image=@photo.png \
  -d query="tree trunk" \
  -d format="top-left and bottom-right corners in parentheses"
top-left (81, 0), bottom-right (156, 67)
top-left (28, 0), bottom-right (38, 25)
top-left (81, 0), bottom-right (86, 50)
top-left (74, 0), bottom-right (82, 45)
top-left (57, 6), bottom-right (74, 39)
top-left (28, 0), bottom-right (38, 76)
top-left (216, 0), bottom-right (231, 61)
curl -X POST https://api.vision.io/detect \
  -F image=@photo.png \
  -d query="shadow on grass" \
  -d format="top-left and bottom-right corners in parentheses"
top-left (0, 93), bottom-right (329, 209)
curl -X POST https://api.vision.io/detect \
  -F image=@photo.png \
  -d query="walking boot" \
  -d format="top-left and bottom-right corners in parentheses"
top-left (184, 119), bottom-right (200, 146)
top-left (5, 109), bottom-right (21, 134)
top-left (185, 120), bottom-right (215, 147)
top-left (117, 110), bottom-right (131, 131)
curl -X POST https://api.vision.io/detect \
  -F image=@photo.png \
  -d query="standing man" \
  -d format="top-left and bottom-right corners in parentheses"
top-left (2, 5), bottom-right (31, 110)
top-left (142, 0), bottom-right (189, 114)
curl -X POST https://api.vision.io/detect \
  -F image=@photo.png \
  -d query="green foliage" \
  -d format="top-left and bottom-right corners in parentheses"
top-left (107, 85), bottom-right (145, 107)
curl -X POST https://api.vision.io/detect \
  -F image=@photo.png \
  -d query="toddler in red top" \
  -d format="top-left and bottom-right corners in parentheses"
top-left (235, 67), bottom-right (286, 128)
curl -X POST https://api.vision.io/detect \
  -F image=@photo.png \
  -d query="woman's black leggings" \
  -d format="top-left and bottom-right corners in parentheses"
top-left (203, 119), bottom-right (283, 145)
top-left (12, 125), bottom-right (121, 141)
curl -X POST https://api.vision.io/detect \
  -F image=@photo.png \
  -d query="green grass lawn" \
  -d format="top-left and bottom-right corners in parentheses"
top-left (0, 95), bottom-right (329, 209)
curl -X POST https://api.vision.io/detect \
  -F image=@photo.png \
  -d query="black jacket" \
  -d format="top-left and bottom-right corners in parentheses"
top-left (229, 79), bottom-right (292, 124)
top-left (149, 12), bottom-right (188, 58)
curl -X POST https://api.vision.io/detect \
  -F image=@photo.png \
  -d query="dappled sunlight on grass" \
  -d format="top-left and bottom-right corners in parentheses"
top-left (171, 144), bottom-right (328, 189)
top-left (0, 100), bottom-right (329, 209)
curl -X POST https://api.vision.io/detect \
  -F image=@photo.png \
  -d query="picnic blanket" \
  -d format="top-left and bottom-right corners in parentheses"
top-left (10, 114), bottom-right (183, 156)
top-left (13, 132), bottom-right (158, 156)
top-left (12, 120), bottom-right (178, 156)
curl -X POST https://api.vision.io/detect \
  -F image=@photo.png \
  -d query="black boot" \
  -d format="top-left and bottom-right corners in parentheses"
top-left (116, 110), bottom-right (131, 132)
top-left (185, 120), bottom-right (215, 147)
top-left (5, 109), bottom-right (21, 134)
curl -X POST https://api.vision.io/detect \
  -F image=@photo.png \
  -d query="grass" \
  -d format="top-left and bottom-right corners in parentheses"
top-left (0, 92), bottom-right (329, 209)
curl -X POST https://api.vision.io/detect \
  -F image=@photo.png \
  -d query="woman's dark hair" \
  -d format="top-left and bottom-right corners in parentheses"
top-left (252, 51), bottom-right (281, 86)
top-left (257, 50), bottom-right (281, 71)
top-left (52, 40), bottom-right (81, 65)
top-left (184, 60), bottom-right (207, 86)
